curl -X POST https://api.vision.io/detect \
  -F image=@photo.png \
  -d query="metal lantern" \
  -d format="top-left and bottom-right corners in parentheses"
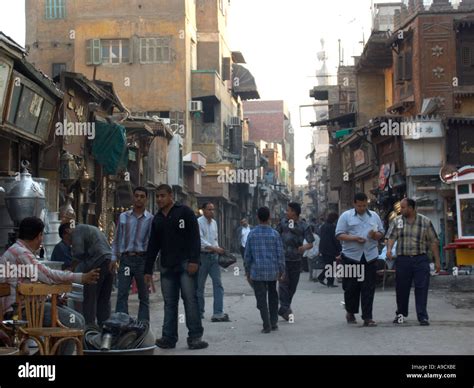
top-left (60, 151), bottom-right (79, 183)
top-left (4, 165), bottom-right (46, 224)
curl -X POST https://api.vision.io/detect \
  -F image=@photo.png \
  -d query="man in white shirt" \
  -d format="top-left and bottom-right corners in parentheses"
top-left (196, 202), bottom-right (230, 322)
top-left (237, 218), bottom-right (251, 258)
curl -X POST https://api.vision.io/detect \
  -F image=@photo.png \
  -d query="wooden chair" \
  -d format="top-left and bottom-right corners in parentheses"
top-left (16, 283), bottom-right (84, 355)
top-left (376, 261), bottom-right (396, 291)
top-left (0, 283), bottom-right (10, 319)
top-left (0, 283), bottom-right (14, 348)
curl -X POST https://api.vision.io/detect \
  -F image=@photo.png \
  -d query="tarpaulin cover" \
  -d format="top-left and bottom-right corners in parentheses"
top-left (92, 121), bottom-right (128, 175)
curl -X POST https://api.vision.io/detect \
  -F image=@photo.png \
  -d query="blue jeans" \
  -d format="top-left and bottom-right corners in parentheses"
top-left (115, 255), bottom-right (150, 322)
top-left (160, 262), bottom-right (204, 344)
top-left (197, 253), bottom-right (224, 318)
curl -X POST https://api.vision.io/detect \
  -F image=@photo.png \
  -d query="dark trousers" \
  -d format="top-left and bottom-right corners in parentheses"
top-left (83, 258), bottom-right (113, 326)
top-left (278, 260), bottom-right (301, 314)
top-left (253, 281), bottom-right (278, 330)
top-left (317, 254), bottom-right (337, 286)
top-left (240, 246), bottom-right (245, 258)
top-left (395, 255), bottom-right (430, 321)
top-left (161, 264), bottom-right (204, 344)
top-left (342, 254), bottom-right (377, 321)
top-left (115, 254), bottom-right (150, 322)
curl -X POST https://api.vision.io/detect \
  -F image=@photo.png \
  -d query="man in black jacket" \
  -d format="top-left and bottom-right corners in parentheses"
top-left (145, 184), bottom-right (208, 350)
top-left (317, 213), bottom-right (342, 287)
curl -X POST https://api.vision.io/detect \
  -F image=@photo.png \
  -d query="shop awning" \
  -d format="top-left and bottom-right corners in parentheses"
top-left (232, 64), bottom-right (260, 100)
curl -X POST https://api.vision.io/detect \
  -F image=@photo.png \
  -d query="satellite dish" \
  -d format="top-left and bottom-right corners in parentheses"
top-left (439, 164), bottom-right (458, 184)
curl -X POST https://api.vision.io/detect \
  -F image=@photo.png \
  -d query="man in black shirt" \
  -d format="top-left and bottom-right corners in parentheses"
top-left (317, 212), bottom-right (342, 287)
top-left (145, 184), bottom-right (208, 350)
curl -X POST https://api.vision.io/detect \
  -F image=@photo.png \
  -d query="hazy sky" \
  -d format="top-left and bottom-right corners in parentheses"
top-left (0, 0), bottom-right (396, 184)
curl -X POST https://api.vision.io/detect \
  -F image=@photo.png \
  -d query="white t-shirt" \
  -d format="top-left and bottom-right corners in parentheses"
top-left (241, 226), bottom-right (251, 247)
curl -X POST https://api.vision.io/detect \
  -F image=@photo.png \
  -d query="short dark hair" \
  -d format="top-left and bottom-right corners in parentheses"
top-left (156, 184), bottom-right (172, 194)
top-left (257, 207), bottom-right (270, 222)
top-left (326, 212), bottom-right (339, 224)
top-left (133, 186), bottom-right (148, 197)
top-left (354, 192), bottom-right (368, 203)
top-left (18, 217), bottom-right (45, 240)
top-left (58, 223), bottom-right (71, 239)
top-left (201, 202), bottom-right (214, 210)
top-left (405, 198), bottom-right (416, 209)
top-left (288, 202), bottom-right (301, 217)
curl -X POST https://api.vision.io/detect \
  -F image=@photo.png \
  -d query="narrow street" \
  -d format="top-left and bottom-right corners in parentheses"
top-left (121, 258), bottom-right (474, 355)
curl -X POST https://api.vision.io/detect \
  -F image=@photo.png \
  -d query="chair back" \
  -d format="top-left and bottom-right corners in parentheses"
top-left (17, 284), bottom-right (72, 328)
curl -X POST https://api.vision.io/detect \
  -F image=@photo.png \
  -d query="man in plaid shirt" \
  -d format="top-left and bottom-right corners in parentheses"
top-left (244, 207), bottom-right (285, 333)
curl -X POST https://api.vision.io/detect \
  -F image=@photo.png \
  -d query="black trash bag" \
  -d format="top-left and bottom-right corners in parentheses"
top-left (83, 313), bottom-right (149, 351)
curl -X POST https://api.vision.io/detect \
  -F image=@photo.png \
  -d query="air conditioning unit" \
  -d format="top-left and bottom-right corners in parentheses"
top-left (189, 100), bottom-right (203, 112)
top-left (228, 116), bottom-right (241, 126)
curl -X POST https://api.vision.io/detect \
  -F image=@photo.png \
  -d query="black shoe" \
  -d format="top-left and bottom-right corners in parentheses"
top-left (271, 325), bottom-right (279, 331)
top-left (419, 320), bottom-right (430, 326)
top-left (261, 328), bottom-right (271, 333)
top-left (187, 338), bottom-right (209, 350)
top-left (393, 314), bottom-right (405, 324)
top-left (318, 279), bottom-right (326, 286)
top-left (278, 308), bottom-right (292, 321)
top-left (155, 337), bottom-right (176, 349)
top-left (211, 313), bottom-right (230, 322)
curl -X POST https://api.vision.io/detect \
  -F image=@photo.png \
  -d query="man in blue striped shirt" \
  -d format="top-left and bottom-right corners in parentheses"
top-left (244, 207), bottom-right (285, 333)
top-left (112, 187), bottom-right (153, 322)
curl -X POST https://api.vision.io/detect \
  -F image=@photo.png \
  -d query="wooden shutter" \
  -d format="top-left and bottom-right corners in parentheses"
top-left (86, 39), bottom-right (102, 65)
top-left (396, 53), bottom-right (404, 83)
top-left (222, 57), bottom-right (231, 81)
top-left (404, 50), bottom-right (412, 81)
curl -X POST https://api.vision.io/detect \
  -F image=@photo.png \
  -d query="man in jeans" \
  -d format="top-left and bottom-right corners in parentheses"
top-left (336, 193), bottom-right (385, 327)
top-left (145, 184), bottom-right (208, 350)
top-left (244, 207), bottom-right (285, 333)
top-left (276, 202), bottom-right (314, 321)
top-left (196, 202), bottom-right (230, 322)
top-left (113, 186), bottom-right (153, 322)
top-left (386, 198), bottom-right (441, 326)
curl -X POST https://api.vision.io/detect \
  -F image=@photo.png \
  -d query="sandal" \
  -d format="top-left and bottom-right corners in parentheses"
top-left (346, 313), bottom-right (357, 324)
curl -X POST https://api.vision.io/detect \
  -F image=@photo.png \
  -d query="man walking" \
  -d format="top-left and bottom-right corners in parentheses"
top-left (276, 202), bottom-right (314, 321)
top-left (112, 187), bottom-right (153, 322)
top-left (244, 207), bottom-right (285, 333)
top-left (236, 218), bottom-right (251, 259)
top-left (196, 202), bottom-right (230, 322)
top-left (386, 198), bottom-right (441, 326)
top-left (336, 193), bottom-right (385, 326)
top-left (145, 184), bottom-right (208, 350)
top-left (317, 212), bottom-right (342, 287)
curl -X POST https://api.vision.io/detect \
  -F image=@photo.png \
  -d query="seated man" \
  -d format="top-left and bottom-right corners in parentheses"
top-left (0, 217), bottom-right (99, 354)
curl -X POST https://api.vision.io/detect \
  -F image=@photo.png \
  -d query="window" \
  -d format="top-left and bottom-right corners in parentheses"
top-left (45, 0), bottom-right (66, 19)
top-left (52, 63), bottom-right (66, 79)
top-left (101, 40), bottom-right (130, 64)
top-left (460, 198), bottom-right (474, 237)
top-left (140, 38), bottom-right (171, 63)
top-left (86, 39), bottom-right (130, 65)
top-left (396, 50), bottom-right (412, 83)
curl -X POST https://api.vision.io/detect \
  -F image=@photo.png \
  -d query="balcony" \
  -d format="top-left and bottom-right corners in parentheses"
top-left (192, 70), bottom-right (221, 101)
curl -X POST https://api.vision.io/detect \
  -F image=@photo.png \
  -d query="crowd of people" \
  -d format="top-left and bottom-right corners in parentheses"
top-left (0, 186), bottom-right (441, 353)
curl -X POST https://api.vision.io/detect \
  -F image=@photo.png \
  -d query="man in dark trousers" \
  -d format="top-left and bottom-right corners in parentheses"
top-left (69, 223), bottom-right (114, 327)
top-left (145, 184), bottom-right (208, 350)
top-left (276, 202), bottom-right (314, 321)
top-left (317, 212), bottom-right (342, 287)
top-left (386, 198), bottom-right (441, 326)
top-left (336, 193), bottom-right (385, 326)
top-left (244, 207), bottom-right (285, 333)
